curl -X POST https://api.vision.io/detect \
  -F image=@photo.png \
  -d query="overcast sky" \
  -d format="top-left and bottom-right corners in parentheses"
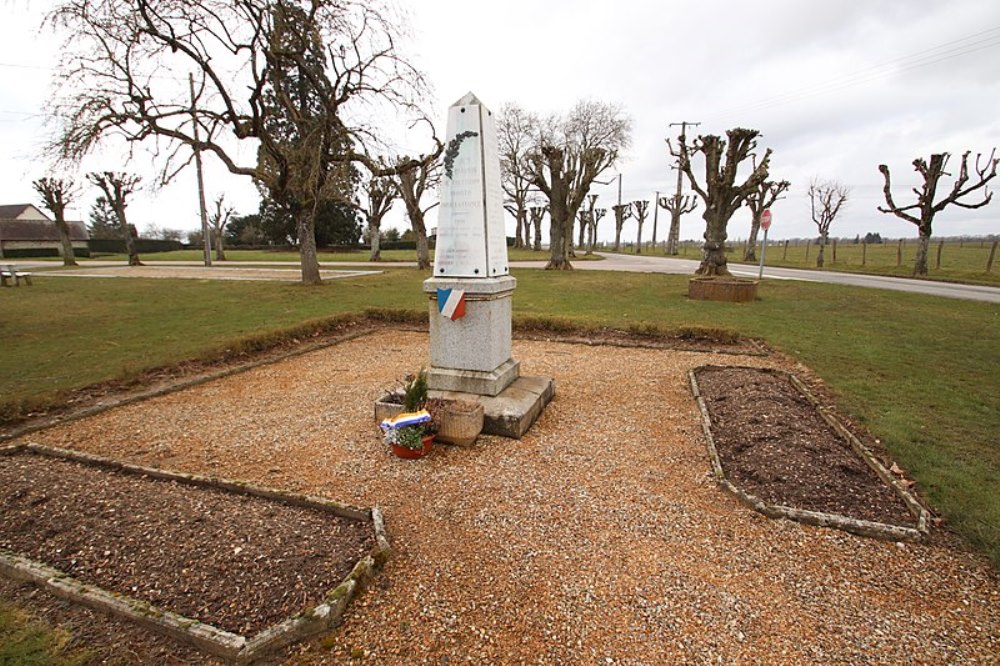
top-left (2, 0), bottom-right (998, 243)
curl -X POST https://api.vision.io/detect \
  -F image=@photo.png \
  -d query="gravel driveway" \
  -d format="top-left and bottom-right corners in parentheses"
top-left (15, 330), bottom-right (999, 663)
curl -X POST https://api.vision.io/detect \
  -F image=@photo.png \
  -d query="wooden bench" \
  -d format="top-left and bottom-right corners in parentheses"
top-left (0, 265), bottom-right (32, 287)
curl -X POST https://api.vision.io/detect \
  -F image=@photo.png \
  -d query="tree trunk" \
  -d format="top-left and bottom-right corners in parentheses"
top-left (213, 229), bottom-right (226, 261)
top-left (816, 233), bottom-right (827, 268)
top-left (368, 221), bottom-right (382, 261)
top-left (913, 228), bottom-right (931, 276)
top-left (546, 198), bottom-right (572, 270)
top-left (514, 209), bottom-right (524, 248)
top-left (744, 214), bottom-right (761, 262)
top-left (667, 212), bottom-right (681, 255)
top-left (635, 219), bottom-right (644, 254)
top-left (415, 223), bottom-right (431, 270)
top-left (54, 220), bottom-right (78, 266)
top-left (533, 217), bottom-right (542, 251)
top-left (296, 210), bottom-right (322, 285)
top-left (578, 218), bottom-right (586, 249)
top-left (613, 222), bottom-right (623, 252)
top-left (696, 207), bottom-right (730, 276)
top-left (119, 221), bottom-right (142, 266)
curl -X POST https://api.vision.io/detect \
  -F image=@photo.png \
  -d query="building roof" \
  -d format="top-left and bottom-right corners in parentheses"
top-left (0, 203), bottom-right (88, 241)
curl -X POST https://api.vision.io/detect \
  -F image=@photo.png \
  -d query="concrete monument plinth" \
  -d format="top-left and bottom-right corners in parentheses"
top-left (421, 91), bottom-right (553, 439)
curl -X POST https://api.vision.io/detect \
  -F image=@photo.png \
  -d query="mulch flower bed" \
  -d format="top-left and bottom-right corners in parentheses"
top-left (0, 450), bottom-right (374, 636)
top-left (693, 366), bottom-right (916, 526)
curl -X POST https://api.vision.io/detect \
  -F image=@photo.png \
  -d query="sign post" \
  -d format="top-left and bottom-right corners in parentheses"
top-left (758, 209), bottom-right (772, 280)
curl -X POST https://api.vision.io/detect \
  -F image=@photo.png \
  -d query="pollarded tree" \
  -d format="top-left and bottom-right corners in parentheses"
top-left (669, 128), bottom-right (771, 275)
top-left (498, 103), bottom-right (539, 250)
top-left (878, 150), bottom-right (998, 276)
top-left (808, 179), bottom-right (849, 268)
top-left (528, 205), bottom-right (546, 251)
top-left (658, 193), bottom-right (697, 256)
top-left (527, 100), bottom-right (631, 269)
top-left (744, 178), bottom-right (790, 261)
top-left (33, 177), bottom-right (79, 266)
top-left (48, 0), bottom-right (430, 285)
top-left (359, 171), bottom-right (397, 261)
top-left (611, 203), bottom-right (633, 251)
top-left (87, 172), bottom-right (142, 266)
top-left (632, 200), bottom-right (649, 254)
top-left (208, 194), bottom-right (234, 261)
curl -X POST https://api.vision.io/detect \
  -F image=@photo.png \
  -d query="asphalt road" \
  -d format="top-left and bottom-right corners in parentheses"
top-left (564, 253), bottom-right (1000, 304)
top-left (15, 254), bottom-right (1000, 303)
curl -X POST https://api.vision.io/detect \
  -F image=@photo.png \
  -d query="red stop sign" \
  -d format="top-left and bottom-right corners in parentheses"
top-left (761, 209), bottom-right (772, 230)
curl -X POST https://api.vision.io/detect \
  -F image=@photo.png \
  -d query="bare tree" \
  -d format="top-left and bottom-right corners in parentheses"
top-left (359, 172), bottom-right (397, 261)
top-left (632, 200), bottom-right (649, 253)
top-left (87, 172), bottom-right (142, 266)
top-left (498, 103), bottom-right (539, 250)
top-left (658, 194), bottom-right (697, 255)
top-left (527, 100), bottom-right (631, 269)
top-left (587, 203), bottom-right (606, 255)
top-left (47, 0), bottom-right (431, 285)
top-left (208, 194), bottom-right (234, 261)
top-left (878, 150), bottom-right (998, 276)
top-left (611, 203), bottom-right (633, 251)
top-left (528, 205), bottom-right (546, 251)
top-left (394, 151), bottom-right (441, 270)
top-left (744, 178), bottom-right (790, 261)
top-left (808, 179), bottom-right (849, 268)
top-left (669, 128), bottom-right (771, 276)
top-left (33, 177), bottom-right (79, 266)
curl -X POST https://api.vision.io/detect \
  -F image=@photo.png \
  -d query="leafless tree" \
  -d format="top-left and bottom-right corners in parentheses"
top-left (394, 151), bottom-right (442, 270)
top-left (587, 199), bottom-right (606, 255)
top-left (808, 179), bottom-right (849, 268)
top-left (658, 194), bottom-right (697, 255)
top-left (497, 103), bottom-right (539, 250)
top-left (611, 203), bottom-right (633, 252)
top-left (33, 177), bottom-right (79, 266)
top-left (208, 194), bottom-right (234, 261)
top-left (744, 178), bottom-right (790, 261)
top-left (669, 128), bottom-right (771, 275)
top-left (47, 0), bottom-right (431, 285)
top-left (87, 172), bottom-right (142, 266)
top-left (528, 205), bottom-right (546, 251)
top-left (878, 150), bottom-right (998, 276)
top-left (632, 200), bottom-right (649, 254)
top-left (527, 100), bottom-right (631, 269)
top-left (359, 171), bottom-right (397, 261)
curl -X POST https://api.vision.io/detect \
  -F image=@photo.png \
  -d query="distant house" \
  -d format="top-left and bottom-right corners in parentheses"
top-left (0, 204), bottom-right (89, 258)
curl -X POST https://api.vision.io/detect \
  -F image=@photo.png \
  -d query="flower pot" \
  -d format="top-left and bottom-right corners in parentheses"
top-left (390, 434), bottom-right (434, 459)
top-left (435, 403), bottom-right (485, 447)
top-left (375, 393), bottom-right (406, 423)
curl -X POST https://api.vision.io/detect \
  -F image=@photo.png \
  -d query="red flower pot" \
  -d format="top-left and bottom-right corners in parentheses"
top-left (390, 434), bottom-right (434, 459)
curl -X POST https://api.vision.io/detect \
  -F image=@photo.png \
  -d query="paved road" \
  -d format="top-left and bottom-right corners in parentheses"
top-left (16, 255), bottom-right (1000, 303)
top-left (566, 253), bottom-right (1000, 304)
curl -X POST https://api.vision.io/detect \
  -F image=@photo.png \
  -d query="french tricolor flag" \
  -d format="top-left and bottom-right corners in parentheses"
top-left (437, 288), bottom-right (467, 321)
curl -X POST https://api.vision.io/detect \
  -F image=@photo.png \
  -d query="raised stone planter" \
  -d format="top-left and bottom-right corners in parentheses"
top-left (688, 276), bottom-right (759, 303)
top-left (374, 394), bottom-right (405, 423)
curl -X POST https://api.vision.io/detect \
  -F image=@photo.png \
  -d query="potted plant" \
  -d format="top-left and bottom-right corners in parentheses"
top-left (380, 370), bottom-right (435, 459)
top-left (384, 421), bottom-right (434, 459)
top-left (375, 369), bottom-right (428, 422)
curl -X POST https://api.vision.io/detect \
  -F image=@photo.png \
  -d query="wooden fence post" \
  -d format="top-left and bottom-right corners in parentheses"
top-left (832, 238), bottom-right (838, 263)
top-left (862, 242), bottom-right (867, 266)
top-left (987, 240), bottom-right (999, 273)
top-left (782, 240), bottom-right (789, 260)
top-left (897, 239), bottom-right (903, 267)
top-left (805, 240), bottom-right (811, 261)
top-left (936, 240), bottom-right (944, 269)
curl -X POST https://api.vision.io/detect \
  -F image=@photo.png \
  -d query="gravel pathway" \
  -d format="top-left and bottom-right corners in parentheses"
top-left (15, 331), bottom-right (999, 663)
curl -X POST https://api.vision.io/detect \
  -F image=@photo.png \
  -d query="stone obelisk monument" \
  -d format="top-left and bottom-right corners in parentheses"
top-left (423, 92), bottom-right (553, 438)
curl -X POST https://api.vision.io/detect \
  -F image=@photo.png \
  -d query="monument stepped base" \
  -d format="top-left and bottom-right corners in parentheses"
top-left (430, 375), bottom-right (555, 439)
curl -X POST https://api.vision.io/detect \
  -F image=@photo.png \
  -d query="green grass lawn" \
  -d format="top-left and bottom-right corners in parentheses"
top-left (0, 602), bottom-right (92, 665)
top-left (72, 246), bottom-right (598, 263)
top-left (2, 269), bottom-right (998, 568)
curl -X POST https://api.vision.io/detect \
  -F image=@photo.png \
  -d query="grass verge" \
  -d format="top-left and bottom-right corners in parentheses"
top-left (0, 602), bottom-right (92, 666)
top-left (1, 268), bottom-right (997, 567)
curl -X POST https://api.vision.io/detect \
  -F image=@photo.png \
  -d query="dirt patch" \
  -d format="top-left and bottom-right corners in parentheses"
top-left (0, 451), bottom-right (374, 636)
top-left (694, 366), bottom-right (915, 526)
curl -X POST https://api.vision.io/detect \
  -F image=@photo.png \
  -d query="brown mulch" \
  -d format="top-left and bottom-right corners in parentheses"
top-left (0, 452), bottom-right (374, 636)
top-left (695, 366), bottom-right (915, 526)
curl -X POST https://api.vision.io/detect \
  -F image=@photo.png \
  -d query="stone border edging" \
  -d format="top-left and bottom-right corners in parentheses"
top-left (0, 442), bottom-right (391, 664)
top-left (688, 365), bottom-right (930, 542)
top-left (513, 332), bottom-right (769, 357)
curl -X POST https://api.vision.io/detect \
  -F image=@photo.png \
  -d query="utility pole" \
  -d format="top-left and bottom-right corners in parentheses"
top-left (667, 121), bottom-right (700, 255)
top-left (189, 73), bottom-right (212, 267)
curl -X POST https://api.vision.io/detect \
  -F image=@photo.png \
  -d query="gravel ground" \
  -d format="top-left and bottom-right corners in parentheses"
top-left (12, 330), bottom-right (999, 664)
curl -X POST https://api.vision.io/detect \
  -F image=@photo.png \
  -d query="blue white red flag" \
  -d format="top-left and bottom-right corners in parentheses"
top-left (437, 288), bottom-right (467, 320)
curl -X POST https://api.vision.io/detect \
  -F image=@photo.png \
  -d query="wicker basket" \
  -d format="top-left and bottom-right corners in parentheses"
top-left (435, 401), bottom-right (484, 447)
